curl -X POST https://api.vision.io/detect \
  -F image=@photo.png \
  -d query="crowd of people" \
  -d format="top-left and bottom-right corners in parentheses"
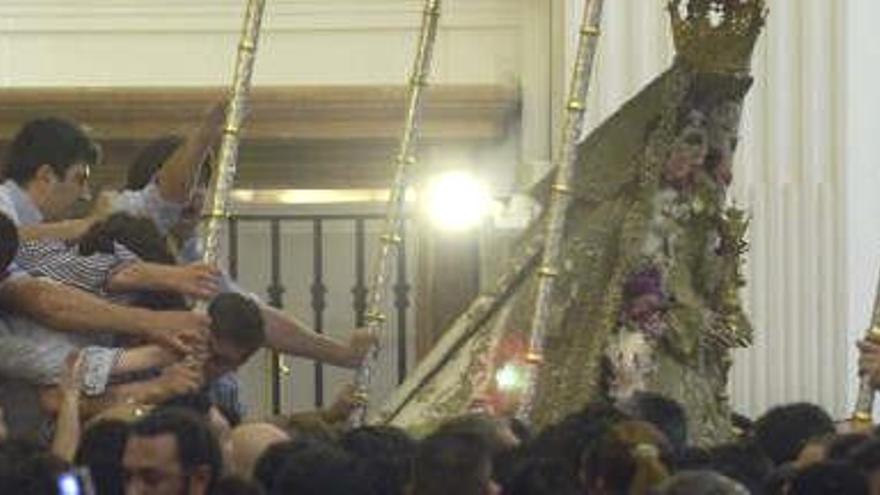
top-left (4, 113), bottom-right (880, 494)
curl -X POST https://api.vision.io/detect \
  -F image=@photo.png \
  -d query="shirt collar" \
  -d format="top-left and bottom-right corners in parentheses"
top-left (2, 180), bottom-right (43, 226)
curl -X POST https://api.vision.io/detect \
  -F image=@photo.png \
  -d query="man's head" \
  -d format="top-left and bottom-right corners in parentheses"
top-left (77, 419), bottom-right (131, 495)
top-left (0, 438), bottom-right (69, 494)
top-left (123, 408), bottom-right (222, 495)
top-left (706, 442), bottom-right (774, 494)
top-left (205, 293), bottom-right (265, 380)
top-left (0, 212), bottom-right (18, 281)
top-left (617, 392), bottom-right (688, 456)
top-left (849, 438), bottom-right (880, 495)
top-left (789, 461), bottom-right (869, 495)
top-left (229, 423), bottom-right (289, 480)
top-left (753, 402), bottom-right (835, 466)
top-left (5, 117), bottom-right (100, 219)
top-left (412, 431), bottom-right (500, 495)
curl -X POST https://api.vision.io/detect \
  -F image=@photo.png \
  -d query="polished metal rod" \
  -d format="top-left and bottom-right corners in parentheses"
top-left (352, 0), bottom-right (443, 426)
top-left (516, 0), bottom-right (605, 422)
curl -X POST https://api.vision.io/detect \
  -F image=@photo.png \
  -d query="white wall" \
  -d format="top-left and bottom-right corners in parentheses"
top-left (0, 1), bottom-right (522, 86)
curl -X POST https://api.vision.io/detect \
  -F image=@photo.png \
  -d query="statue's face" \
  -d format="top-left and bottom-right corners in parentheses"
top-left (663, 110), bottom-right (709, 187)
top-left (706, 100), bottom-right (743, 186)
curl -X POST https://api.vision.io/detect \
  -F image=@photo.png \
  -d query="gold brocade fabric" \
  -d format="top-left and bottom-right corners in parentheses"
top-left (384, 61), bottom-right (755, 446)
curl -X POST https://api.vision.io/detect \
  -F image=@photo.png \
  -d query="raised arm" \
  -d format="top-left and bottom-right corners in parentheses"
top-left (156, 103), bottom-right (226, 204)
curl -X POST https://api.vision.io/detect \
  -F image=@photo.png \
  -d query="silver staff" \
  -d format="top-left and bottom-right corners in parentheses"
top-left (516, 0), bottom-right (605, 422)
top-left (351, 0), bottom-right (443, 426)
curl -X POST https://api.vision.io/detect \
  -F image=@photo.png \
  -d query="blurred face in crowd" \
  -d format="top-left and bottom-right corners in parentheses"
top-left (123, 433), bottom-right (210, 495)
top-left (38, 163), bottom-right (92, 220)
top-left (203, 335), bottom-right (253, 381)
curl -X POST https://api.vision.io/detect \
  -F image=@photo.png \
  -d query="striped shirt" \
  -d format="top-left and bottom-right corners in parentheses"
top-left (16, 239), bottom-right (139, 297)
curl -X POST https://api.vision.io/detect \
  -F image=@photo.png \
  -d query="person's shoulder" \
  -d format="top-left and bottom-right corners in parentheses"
top-left (0, 184), bottom-right (20, 225)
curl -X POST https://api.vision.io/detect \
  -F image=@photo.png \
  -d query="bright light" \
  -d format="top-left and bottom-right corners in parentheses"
top-left (424, 171), bottom-right (491, 231)
top-left (495, 363), bottom-right (525, 392)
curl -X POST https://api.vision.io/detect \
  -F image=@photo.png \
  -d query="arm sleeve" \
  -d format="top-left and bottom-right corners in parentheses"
top-left (0, 315), bottom-right (121, 393)
top-left (15, 240), bottom-right (138, 295)
top-left (112, 183), bottom-right (184, 236)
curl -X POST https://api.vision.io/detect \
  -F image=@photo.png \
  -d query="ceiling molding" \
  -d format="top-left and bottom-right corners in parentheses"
top-left (0, 84), bottom-right (520, 189)
top-left (0, 85), bottom-right (519, 140)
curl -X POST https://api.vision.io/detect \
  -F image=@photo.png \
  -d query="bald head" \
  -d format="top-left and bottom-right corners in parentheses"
top-left (229, 422), bottom-right (289, 479)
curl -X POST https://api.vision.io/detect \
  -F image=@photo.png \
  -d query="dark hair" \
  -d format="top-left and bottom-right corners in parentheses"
top-left (413, 431), bottom-right (494, 495)
top-left (618, 392), bottom-right (689, 455)
top-left (78, 212), bottom-right (187, 310)
top-left (849, 438), bottom-right (880, 472)
top-left (125, 135), bottom-right (184, 191)
top-left (269, 442), bottom-right (362, 495)
top-left (753, 403), bottom-right (835, 466)
top-left (129, 407), bottom-right (223, 493)
top-left (435, 412), bottom-right (515, 455)
top-left (529, 400), bottom-right (629, 480)
top-left (676, 446), bottom-right (713, 471)
top-left (125, 134), bottom-right (213, 192)
top-left (156, 391), bottom-right (214, 417)
top-left (253, 440), bottom-right (315, 493)
top-left (209, 293), bottom-right (266, 353)
top-left (581, 420), bottom-right (670, 495)
top-left (341, 426), bottom-right (416, 495)
top-left (706, 442), bottom-right (774, 494)
top-left (504, 457), bottom-right (581, 495)
top-left (0, 437), bottom-right (69, 494)
top-left (655, 470), bottom-right (748, 495)
top-left (79, 212), bottom-right (174, 264)
top-left (213, 476), bottom-right (266, 495)
top-left (827, 433), bottom-right (870, 461)
top-left (5, 117), bottom-right (100, 185)
top-left (788, 461), bottom-right (868, 495)
top-left (0, 212), bottom-right (19, 275)
top-left (75, 419), bottom-right (130, 495)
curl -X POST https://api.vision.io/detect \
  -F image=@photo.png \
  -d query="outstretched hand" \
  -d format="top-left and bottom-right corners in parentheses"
top-left (146, 310), bottom-right (210, 355)
top-left (324, 383), bottom-right (368, 422)
top-left (165, 263), bottom-right (221, 300)
top-left (343, 327), bottom-right (379, 368)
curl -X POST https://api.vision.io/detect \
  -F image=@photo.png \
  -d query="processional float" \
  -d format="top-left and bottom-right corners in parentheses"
top-left (371, 0), bottom-right (767, 446)
top-left (203, 0), bottom-right (768, 445)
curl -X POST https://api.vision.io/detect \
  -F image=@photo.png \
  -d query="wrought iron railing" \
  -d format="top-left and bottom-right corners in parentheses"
top-left (223, 213), bottom-right (413, 414)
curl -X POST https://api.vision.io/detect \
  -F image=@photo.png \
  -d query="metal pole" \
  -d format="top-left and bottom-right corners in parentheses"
top-left (351, 0), bottom-right (443, 426)
top-left (201, 0), bottom-right (266, 272)
top-left (516, 0), bottom-right (605, 422)
top-left (853, 264), bottom-right (880, 424)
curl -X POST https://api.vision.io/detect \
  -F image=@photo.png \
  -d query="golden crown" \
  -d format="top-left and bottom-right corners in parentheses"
top-left (669, 0), bottom-right (767, 74)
